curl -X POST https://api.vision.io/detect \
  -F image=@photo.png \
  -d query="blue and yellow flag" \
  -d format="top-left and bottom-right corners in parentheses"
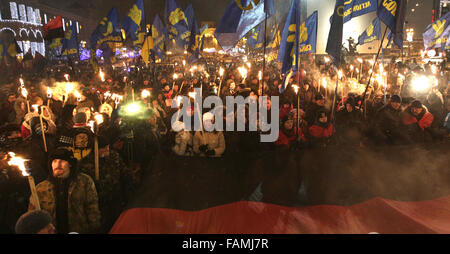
top-left (377, 0), bottom-right (407, 48)
top-left (91, 8), bottom-right (122, 49)
top-left (248, 23), bottom-right (264, 49)
top-left (49, 38), bottom-right (62, 49)
top-left (182, 4), bottom-right (195, 49)
top-left (343, 0), bottom-right (377, 23)
top-left (326, 0), bottom-right (345, 68)
top-left (122, 0), bottom-right (145, 41)
top-left (151, 15), bottom-right (167, 60)
top-left (215, 0), bottom-right (274, 51)
top-left (423, 12), bottom-right (450, 50)
top-left (298, 11), bottom-right (318, 55)
top-left (189, 24), bottom-right (208, 64)
top-left (358, 17), bottom-right (381, 46)
top-left (62, 23), bottom-right (79, 56)
top-left (1, 39), bottom-right (22, 58)
top-left (89, 49), bottom-right (99, 73)
top-left (165, 0), bottom-right (189, 48)
top-left (278, 0), bottom-right (300, 92)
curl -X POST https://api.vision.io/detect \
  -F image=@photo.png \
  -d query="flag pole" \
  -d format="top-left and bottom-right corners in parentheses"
top-left (359, 26), bottom-right (389, 116)
top-left (296, 0), bottom-right (301, 141)
top-left (262, 12), bottom-right (268, 97)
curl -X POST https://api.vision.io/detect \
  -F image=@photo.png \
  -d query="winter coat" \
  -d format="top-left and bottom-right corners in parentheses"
top-left (402, 106), bottom-right (434, 143)
top-left (172, 131), bottom-right (194, 156)
top-left (304, 103), bottom-right (326, 127)
top-left (275, 128), bottom-right (306, 149)
top-left (28, 173), bottom-right (101, 234)
top-left (308, 122), bottom-right (333, 147)
top-left (372, 104), bottom-right (404, 144)
top-left (193, 131), bottom-right (226, 157)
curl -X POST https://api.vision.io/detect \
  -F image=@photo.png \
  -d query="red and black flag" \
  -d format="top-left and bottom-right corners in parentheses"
top-left (43, 15), bottom-right (64, 41)
top-left (109, 143), bottom-right (450, 234)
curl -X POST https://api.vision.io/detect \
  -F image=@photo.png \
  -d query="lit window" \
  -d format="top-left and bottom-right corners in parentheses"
top-left (10, 2), bottom-right (18, 20)
top-left (18, 4), bottom-right (26, 22)
top-left (27, 6), bottom-right (35, 24)
top-left (35, 9), bottom-right (41, 24)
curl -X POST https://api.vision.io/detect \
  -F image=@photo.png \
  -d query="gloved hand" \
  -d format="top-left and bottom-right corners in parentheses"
top-left (205, 149), bottom-right (215, 157)
top-left (199, 145), bottom-right (208, 153)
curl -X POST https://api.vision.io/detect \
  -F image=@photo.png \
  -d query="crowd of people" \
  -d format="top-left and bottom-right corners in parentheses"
top-left (0, 53), bottom-right (449, 234)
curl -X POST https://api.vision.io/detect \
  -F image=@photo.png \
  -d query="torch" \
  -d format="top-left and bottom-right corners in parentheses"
top-left (99, 70), bottom-right (105, 82)
top-left (74, 91), bottom-right (82, 104)
top-left (38, 105), bottom-right (48, 152)
top-left (357, 58), bottom-right (363, 80)
top-left (47, 87), bottom-right (52, 107)
top-left (64, 74), bottom-right (70, 82)
top-left (172, 73), bottom-right (178, 90)
top-left (21, 87), bottom-right (31, 113)
top-left (141, 89), bottom-right (151, 108)
top-left (258, 70), bottom-right (263, 96)
top-left (218, 67), bottom-right (225, 96)
top-left (93, 113), bottom-right (104, 181)
top-left (322, 77), bottom-right (328, 99)
top-left (350, 65), bottom-right (354, 79)
top-left (238, 66), bottom-right (248, 84)
top-left (8, 152), bottom-right (40, 210)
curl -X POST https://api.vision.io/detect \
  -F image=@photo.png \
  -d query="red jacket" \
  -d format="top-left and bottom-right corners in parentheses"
top-left (402, 110), bottom-right (434, 131)
top-left (275, 128), bottom-right (306, 148)
top-left (309, 124), bottom-right (333, 138)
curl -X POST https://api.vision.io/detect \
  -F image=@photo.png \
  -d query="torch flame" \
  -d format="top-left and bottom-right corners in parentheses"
top-left (32, 104), bottom-right (39, 112)
top-left (182, 60), bottom-right (186, 66)
top-left (104, 91), bottom-right (112, 100)
top-left (292, 84), bottom-right (299, 94)
top-left (94, 113), bottom-right (104, 125)
top-left (338, 70), bottom-right (343, 79)
top-left (8, 152), bottom-right (29, 176)
top-left (350, 65), bottom-right (354, 71)
top-left (99, 70), bottom-right (105, 82)
top-left (219, 67), bottom-right (224, 77)
top-left (141, 89), bottom-right (151, 99)
top-left (322, 78), bottom-right (327, 89)
top-left (188, 92), bottom-right (196, 99)
top-left (47, 87), bottom-right (52, 98)
top-left (357, 58), bottom-right (363, 64)
top-left (238, 66), bottom-right (248, 79)
top-left (20, 78), bottom-right (24, 86)
top-left (64, 74), bottom-right (70, 81)
top-left (173, 73), bottom-right (178, 80)
top-left (74, 91), bottom-right (82, 101)
top-left (21, 87), bottom-right (28, 98)
top-left (258, 71), bottom-right (262, 81)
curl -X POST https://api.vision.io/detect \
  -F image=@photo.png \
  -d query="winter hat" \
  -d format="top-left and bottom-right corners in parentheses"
top-left (411, 100), bottom-right (422, 108)
top-left (315, 94), bottom-right (325, 101)
top-left (15, 210), bottom-right (53, 234)
top-left (391, 95), bottom-right (402, 103)
top-left (345, 97), bottom-right (356, 107)
top-left (316, 110), bottom-right (328, 120)
top-left (48, 148), bottom-right (77, 170)
top-left (172, 121), bottom-right (185, 132)
top-left (73, 112), bottom-right (87, 125)
top-left (98, 135), bottom-right (109, 149)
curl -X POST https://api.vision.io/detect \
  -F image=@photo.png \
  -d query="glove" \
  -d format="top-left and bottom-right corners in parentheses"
top-left (206, 149), bottom-right (216, 157)
top-left (199, 145), bottom-right (208, 153)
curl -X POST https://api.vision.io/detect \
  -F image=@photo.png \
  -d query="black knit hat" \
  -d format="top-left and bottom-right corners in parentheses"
top-left (345, 97), bottom-right (356, 107)
top-left (15, 210), bottom-right (53, 234)
top-left (411, 100), bottom-right (422, 108)
top-left (48, 148), bottom-right (77, 170)
top-left (315, 94), bottom-right (325, 101)
top-left (391, 95), bottom-right (402, 103)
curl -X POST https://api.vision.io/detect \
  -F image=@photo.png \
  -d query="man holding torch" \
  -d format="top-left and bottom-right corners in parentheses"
top-left (28, 148), bottom-right (101, 234)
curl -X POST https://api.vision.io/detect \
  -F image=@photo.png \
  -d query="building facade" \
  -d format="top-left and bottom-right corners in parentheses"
top-left (0, 0), bottom-right (95, 57)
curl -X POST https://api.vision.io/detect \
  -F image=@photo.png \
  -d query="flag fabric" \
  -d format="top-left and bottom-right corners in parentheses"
top-left (89, 49), bottom-right (99, 73)
top-left (91, 8), bottom-right (123, 49)
top-left (122, 0), bottom-right (145, 41)
top-left (377, 0), bottom-right (407, 48)
top-left (298, 11), bottom-right (318, 55)
top-left (141, 32), bottom-right (154, 66)
top-left (48, 38), bottom-right (63, 49)
top-left (215, 0), bottom-right (274, 51)
top-left (358, 17), bottom-right (381, 46)
top-left (2, 39), bottom-right (22, 58)
top-left (277, 0), bottom-right (300, 93)
top-left (165, 0), bottom-right (189, 48)
top-left (151, 15), bottom-right (168, 60)
top-left (343, 0), bottom-right (377, 23)
top-left (43, 16), bottom-right (64, 41)
top-left (326, 0), bottom-right (345, 68)
top-left (133, 25), bottom-right (148, 48)
top-left (423, 12), bottom-right (450, 50)
top-left (248, 23), bottom-right (264, 49)
top-left (62, 23), bottom-right (79, 56)
top-left (182, 4), bottom-right (195, 49)
top-left (188, 25), bottom-right (208, 63)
